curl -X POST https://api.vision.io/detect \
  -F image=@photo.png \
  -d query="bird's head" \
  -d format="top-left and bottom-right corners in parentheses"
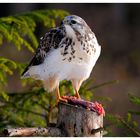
top-left (60, 15), bottom-right (91, 36)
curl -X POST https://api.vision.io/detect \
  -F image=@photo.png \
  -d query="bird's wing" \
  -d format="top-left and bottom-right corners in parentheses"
top-left (21, 27), bottom-right (66, 76)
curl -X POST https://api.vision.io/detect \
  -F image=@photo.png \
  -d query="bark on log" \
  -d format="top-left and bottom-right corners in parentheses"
top-left (3, 99), bottom-right (104, 137)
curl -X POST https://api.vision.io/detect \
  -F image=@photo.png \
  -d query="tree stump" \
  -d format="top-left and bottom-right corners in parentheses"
top-left (57, 102), bottom-right (103, 137)
top-left (2, 97), bottom-right (104, 137)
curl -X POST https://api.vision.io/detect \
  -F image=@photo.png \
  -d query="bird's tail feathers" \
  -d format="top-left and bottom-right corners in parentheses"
top-left (21, 71), bottom-right (31, 79)
top-left (21, 66), bottom-right (42, 80)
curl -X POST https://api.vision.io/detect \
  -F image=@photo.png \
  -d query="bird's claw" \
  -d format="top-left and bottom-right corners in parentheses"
top-left (74, 95), bottom-right (81, 100)
top-left (57, 97), bottom-right (68, 104)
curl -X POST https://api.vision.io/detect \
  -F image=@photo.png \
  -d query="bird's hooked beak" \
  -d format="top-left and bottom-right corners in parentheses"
top-left (60, 19), bottom-right (69, 26)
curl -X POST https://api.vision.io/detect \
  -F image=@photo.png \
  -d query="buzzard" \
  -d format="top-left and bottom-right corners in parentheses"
top-left (21, 15), bottom-right (101, 103)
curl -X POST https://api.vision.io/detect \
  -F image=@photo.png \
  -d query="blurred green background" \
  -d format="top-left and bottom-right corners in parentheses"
top-left (0, 3), bottom-right (140, 137)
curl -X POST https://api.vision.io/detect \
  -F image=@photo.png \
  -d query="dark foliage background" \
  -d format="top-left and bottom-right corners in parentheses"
top-left (0, 3), bottom-right (140, 137)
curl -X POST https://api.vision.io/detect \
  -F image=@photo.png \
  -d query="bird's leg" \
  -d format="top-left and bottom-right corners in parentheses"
top-left (74, 88), bottom-right (81, 99)
top-left (56, 86), bottom-right (67, 103)
top-left (72, 79), bottom-right (83, 99)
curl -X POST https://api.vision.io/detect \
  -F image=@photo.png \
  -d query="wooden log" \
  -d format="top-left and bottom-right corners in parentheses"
top-left (57, 102), bottom-right (103, 137)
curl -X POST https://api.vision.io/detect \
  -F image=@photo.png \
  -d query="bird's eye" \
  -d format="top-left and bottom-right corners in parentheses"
top-left (71, 20), bottom-right (76, 24)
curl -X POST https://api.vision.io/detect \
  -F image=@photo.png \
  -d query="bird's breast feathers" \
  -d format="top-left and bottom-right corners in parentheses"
top-left (60, 24), bottom-right (101, 65)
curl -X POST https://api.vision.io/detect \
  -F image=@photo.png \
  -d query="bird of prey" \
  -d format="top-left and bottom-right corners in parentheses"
top-left (21, 15), bottom-right (101, 103)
